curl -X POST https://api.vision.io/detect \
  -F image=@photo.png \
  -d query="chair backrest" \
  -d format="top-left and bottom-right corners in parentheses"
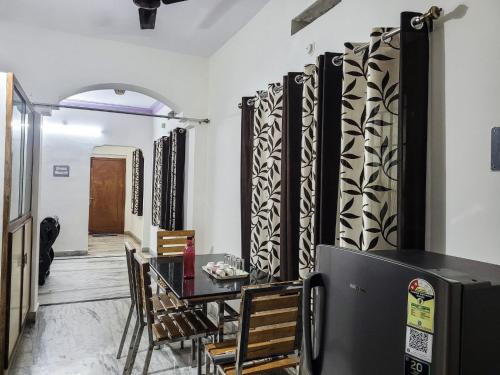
top-left (235, 281), bottom-right (303, 372)
top-left (132, 253), bottom-right (155, 328)
top-left (157, 230), bottom-right (195, 256)
top-left (124, 242), bottom-right (137, 304)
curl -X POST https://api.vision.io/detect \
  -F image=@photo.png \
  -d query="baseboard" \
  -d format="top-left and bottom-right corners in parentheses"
top-left (54, 250), bottom-right (88, 257)
top-left (124, 230), bottom-right (142, 245)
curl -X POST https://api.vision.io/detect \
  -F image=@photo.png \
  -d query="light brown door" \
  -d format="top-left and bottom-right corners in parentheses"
top-left (89, 157), bottom-right (126, 234)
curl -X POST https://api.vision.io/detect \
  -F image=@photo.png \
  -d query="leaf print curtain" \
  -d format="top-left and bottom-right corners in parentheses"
top-left (250, 83), bottom-right (283, 277)
top-left (152, 138), bottom-right (164, 226)
top-left (298, 55), bottom-right (343, 279)
top-left (131, 149), bottom-right (144, 216)
top-left (338, 28), bottom-right (400, 251)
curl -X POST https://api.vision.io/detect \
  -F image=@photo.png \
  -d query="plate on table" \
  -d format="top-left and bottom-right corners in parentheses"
top-left (202, 265), bottom-right (249, 280)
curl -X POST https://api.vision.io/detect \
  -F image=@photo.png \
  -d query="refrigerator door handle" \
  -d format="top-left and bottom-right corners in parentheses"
top-left (303, 271), bottom-right (325, 374)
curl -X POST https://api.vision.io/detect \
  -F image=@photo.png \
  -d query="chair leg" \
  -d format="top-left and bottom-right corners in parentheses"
top-left (123, 319), bottom-right (140, 374)
top-left (126, 325), bottom-right (144, 375)
top-left (197, 337), bottom-right (202, 375)
top-left (142, 344), bottom-right (154, 375)
top-left (117, 304), bottom-right (134, 359)
top-left (191, 339), bottom-right (196, 367)
top-left (205, 351), bottom-right (211, 375)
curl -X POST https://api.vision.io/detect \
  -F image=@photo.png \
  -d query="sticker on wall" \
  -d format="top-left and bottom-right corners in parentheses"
top-left (407, 278), bottom-right (435, 333)
top-left (404, 354), bottom-right (430, 375)
top-left (405, 326), bottom-right (433, 364)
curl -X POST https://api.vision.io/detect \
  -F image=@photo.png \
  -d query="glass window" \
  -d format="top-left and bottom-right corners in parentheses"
top-left (9, 87), bottom-right (33, 221)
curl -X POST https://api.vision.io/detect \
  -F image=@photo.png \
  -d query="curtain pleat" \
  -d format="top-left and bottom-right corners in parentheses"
top-left (152, 128), bottom-right (186, 230)
top-left (132, 149), bottom-right (144, 216)
top-left (338, 29), bottom-right (400, 251)
top-left (397, 12), bottom-right (430, 250)
top-left (280, 73), bottom-right (303, 281)
top-left (298, 64), bottom-right (319, 279)
top-left (250, 84), bottom-right (283, 277)
top-left (240, 97), bottom-right (254, 265)
top-left (152, 139), bottom-right (163, 226)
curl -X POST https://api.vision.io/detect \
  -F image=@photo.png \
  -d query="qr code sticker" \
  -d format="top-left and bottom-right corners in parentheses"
top-left (405, 326), bottom-right (433, 363)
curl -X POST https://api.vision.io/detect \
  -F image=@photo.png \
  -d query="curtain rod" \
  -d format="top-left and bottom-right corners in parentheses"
top-left (238, 5), bottom-right (442, 105)
top-left (33, 102), bottom-right (210, 124)
top-left (330, 6), bottom-right (442, 66)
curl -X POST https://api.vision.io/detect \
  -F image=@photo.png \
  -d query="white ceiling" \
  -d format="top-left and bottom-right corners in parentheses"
top-left (65, 90), bottom-right (158, 109)
top-left (0, 0), bottom-right (269, 56)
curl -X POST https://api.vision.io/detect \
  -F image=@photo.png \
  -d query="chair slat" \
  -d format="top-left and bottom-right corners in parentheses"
top-left (171, 313), bottom-right (195, 337)
top-left (250, 294), bottom-right (299, 313)
top-left (246, 337), bottom-right (296, 360)
top-left (249, 308), bottom-right (298, 329)
top-left (160, 315), bottom-right (181, 339)
top-left (183, 311), bottom-right (205, 333)
top-left (151, 295), bottom-right (164, 312)
top-left (248, 322), bottom-right (296, 344)
top-left (159, 294), bottom-right (176, 310)
top-left (193, 310), bottom-right (217, 331)
top-left (222, 356), bottom-right (298, 375)
top-left (153, 322), bottom-right (169, 341)
top-left (158, 246), bottom-right (185, 254)
top-left (157, 230), bottom-right (195, 238)
top-left (158, 237), bottom-right (190, 246)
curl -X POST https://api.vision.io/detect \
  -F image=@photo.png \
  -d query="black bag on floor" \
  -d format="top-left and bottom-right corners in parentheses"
top-left (39, 217), bottom-right (60, 285)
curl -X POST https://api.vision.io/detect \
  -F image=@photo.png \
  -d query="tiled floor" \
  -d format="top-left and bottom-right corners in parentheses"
top-left (88, 234), bottom-right (141, 257)
top-left (10, 299), bottom-right (198, 374)
top-left (38, 256), bottom-right (131, 305)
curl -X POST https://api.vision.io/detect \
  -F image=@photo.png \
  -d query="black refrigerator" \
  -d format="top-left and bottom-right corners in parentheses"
top-left (303, 245), bottom-right (500, 375)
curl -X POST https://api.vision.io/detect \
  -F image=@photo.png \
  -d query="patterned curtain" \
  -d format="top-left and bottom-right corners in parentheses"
top-left (298, 55), bottom-right (343, 279)
top-left (338, 29), bottom-right (400, 250)
top-left (250, 83), bottom-right (283, 277)
top-left (152, 138), bottom-right (164, 226)
top-left (131, 149), bottom-right (144, 216)
top-left (151, 128), bottom-right (186, 230)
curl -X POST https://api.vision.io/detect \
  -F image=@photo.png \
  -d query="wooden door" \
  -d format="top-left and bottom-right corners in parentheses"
top-left (88, 158), bottom-right (126, 234)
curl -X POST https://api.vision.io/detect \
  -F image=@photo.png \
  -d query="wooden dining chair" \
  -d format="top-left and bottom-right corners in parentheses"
top-left (157, 229), bottom-right (195, 256)
top-left (117, 242), bottom-right (137, 360)
top-left (205, 281), bottom-right (303, 375)
top-left (125, 253), bottom-right (218, 375)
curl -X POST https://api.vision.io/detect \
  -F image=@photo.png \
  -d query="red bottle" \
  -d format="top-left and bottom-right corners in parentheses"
top-left (183, 236), bottom-right (195, 279)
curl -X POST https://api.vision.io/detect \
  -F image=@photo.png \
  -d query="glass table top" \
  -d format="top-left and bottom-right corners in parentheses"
top-left (149, 253), bottom-right (277, 300)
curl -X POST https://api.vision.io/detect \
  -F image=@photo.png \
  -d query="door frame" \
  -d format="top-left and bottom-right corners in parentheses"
top-left (0, 74), bottom-right (35, 373)
top-left (88, 157), bottom-right (126, 234)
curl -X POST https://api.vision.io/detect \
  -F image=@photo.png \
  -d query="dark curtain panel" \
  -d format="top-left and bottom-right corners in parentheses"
top-left (280, 73), bottom-right (303, 281)
top-left (316, 52), bottom-right (343, 245)
top-left (132, 149), bottom-right (144, 216)
top-left (160, 135), bottom-right (171, 229)
top-left (240, 97), bottom-right (254, 265)
top-left (161, 128), bottom-right (186, 230)
top-left (397, 12), bottom-right (430, 250)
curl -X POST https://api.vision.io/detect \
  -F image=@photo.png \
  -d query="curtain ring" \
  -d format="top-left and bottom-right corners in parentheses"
top-left (411, 16), bottom-right (424, 30)
top-left (332, 55), bottom-right (343, 66)
top-left (295, 74), bottom-right (304, 84)
top-left (238, 103), bottom-right (243, 109)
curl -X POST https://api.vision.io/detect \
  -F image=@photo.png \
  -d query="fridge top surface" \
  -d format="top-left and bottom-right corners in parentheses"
top-left (360, 249), bottom-right (500, 285)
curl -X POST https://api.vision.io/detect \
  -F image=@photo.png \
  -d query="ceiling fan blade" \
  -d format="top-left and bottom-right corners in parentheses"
top-left (162, 0), bottom-right (187, 4)
top-left (138, 8), bottom-right (157, 29)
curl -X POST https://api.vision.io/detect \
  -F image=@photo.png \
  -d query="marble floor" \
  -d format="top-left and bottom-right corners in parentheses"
top-left (38, 256), bottom-right (131, 306)
top-left (88, 234), bottom-right (141, 257)
top-left (10, 298), bottom-right (199, 374)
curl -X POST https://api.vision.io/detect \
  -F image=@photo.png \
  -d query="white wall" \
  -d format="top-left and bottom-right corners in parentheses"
top-left (38, 108), bottom-right (154, 254)
top-left (91, 145), bottom-right (143, 242)
top-left (0, 21), bottom-right (208, 118)
top-left (205, 0), bottom-right (500, 265)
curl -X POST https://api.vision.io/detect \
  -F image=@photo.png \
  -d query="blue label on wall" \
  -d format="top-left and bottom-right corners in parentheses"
top-left (405, 354), bottom-right (430, 375)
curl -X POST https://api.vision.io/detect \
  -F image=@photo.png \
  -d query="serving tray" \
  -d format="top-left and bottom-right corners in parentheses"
top-left (202, 265), bottom-right (249, 280)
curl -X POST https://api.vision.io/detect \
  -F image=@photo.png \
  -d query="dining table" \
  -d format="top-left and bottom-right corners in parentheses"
top-left (148, 253), bottom-right (278, 344)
